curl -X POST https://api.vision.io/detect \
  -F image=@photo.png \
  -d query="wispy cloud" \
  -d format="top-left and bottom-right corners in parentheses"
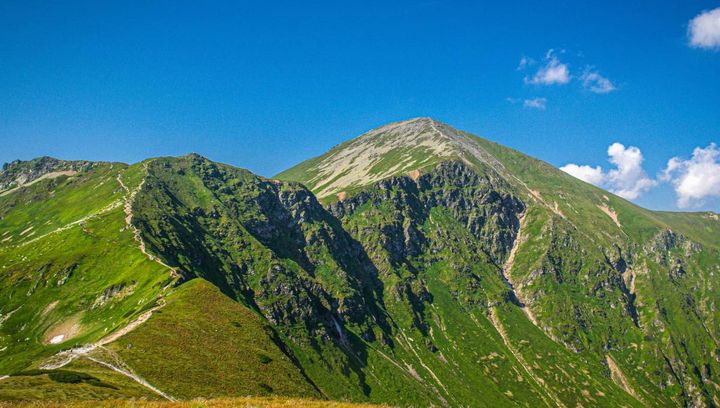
top-left (580, 68), bottom-right (616, 94)
top-left (523, 97), bottom-right (547, 110)
top-left (660, 143), bottom-right (720, 207)
top-left (561, 142), bottom-right (656, 200)
top-left (688, 7), bottom-right (720, 50)
top-left (518, 49), bottom-right (617, 96)
top-left (517, 56), bottom-right (535, 71)
top-left (524, 50), bottom-right (571, 85)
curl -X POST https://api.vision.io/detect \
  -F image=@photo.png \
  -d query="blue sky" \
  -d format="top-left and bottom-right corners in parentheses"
top-left (1, 1), bottom-right (718, 211)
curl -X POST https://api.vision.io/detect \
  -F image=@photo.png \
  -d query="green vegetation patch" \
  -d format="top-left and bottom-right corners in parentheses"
top-left (109, 278), bottom-right (321, 400)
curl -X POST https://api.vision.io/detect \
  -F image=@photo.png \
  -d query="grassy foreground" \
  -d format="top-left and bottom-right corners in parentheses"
top-left (0, 397), bottom-right (387, 408)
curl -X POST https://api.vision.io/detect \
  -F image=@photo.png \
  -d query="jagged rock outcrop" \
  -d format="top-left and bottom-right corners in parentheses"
top-left (0, 156), bottom-right (92, 192)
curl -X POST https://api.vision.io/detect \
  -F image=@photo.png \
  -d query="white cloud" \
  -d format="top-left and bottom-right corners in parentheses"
top-left (605, 143), bottom-right (657, 199)
top-left (525, 50), bottom-right (571, 85)
top-left (560, 164), bottom-right (605, 185)
top-left (519, 50), bottom-right (618, 95)
top-left (561, 142), bottom-right (656, 200)
top-left (688, 7), bottom-right (720, 49)
top-left (580, 68), bottom-right (616, 94)
top-left (523, 97), bottom-right (547, 110)
top-left (517, 56), bottom-right (535, 71)
top-left (661, 143), bottom-right (720, 208)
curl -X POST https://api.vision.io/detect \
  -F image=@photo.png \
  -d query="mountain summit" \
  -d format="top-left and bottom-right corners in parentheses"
top-left (0, 119), bottom-right (719, 407)
top-left (277, 117), bottom-right (509, 199)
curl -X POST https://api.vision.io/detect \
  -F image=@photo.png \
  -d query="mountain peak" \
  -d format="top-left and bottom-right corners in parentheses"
top-left (368, 117), bottom-right (459, 140)
top-left (276, 118), bottom-right (510, 199)
top-left (276, 118), bottom-right (469, 198)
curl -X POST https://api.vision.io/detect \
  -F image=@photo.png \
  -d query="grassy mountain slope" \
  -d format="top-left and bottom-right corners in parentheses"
top-left (128, 155), bottom-right (447, 406)
top-left (0, 117), bottom-right (718, 407)
top-left (0, 162), bottom-right (173, 374)
top-left (278, 118), bottom-right (720, 407)
top-left (0, 397), bottom-right (387, 408)
top-left (107, 278), bottom-right (321, 399)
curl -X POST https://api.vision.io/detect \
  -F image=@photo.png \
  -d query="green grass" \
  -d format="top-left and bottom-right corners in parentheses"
top-left (0, 358), bottom-right (155, 401)
top-left (0, 163), bottom-right (171, 374)
top-left (0, 397), bottom-right (388, 407)
top-left (109, 278), bottom-right (321, 400)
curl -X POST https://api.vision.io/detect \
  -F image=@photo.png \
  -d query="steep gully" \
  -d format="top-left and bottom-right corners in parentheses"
top-left (498, 211), bottom-right (539, 326)
top-left (488, 210), bottom-right (566, 408)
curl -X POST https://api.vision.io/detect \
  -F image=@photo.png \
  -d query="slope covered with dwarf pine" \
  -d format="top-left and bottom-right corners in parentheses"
top-left (0, 118), bottom-right (718, 407)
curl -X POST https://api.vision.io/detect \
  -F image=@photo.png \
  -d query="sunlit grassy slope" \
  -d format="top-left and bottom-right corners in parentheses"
top-left (0, 162), bottom-right (172, 374)
top-left (108, 278), bottom-right (320, 400)
top-left (0, 397), bottom-right (387, 408)
top-left (277, 118), bottom-right (720, 407)
top-left (1, 118), bottom-right (718, 407)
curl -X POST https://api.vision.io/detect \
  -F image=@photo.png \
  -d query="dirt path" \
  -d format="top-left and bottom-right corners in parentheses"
top-left (489, 308), bottom-right (565, 408)
top-left (27, 167), bottom-right (177, 400)
top-left (39, 299), bottom-right (166, 371)
top-left (116, 171), bottom-right (178, 275)
top-left (40, 344), bottom-right (99, 370)
top-left (86, 347), bottom-right (174, 401)
top-left (39, 300), bottom-right (171, 399)
top-left (20, 200), bottom-right (123, 247)
top-left (38, 167), bottom-right (178, 397)
top-left (41, 170), bottom-right (175, 371)
top-left (99, 303), bottom-right (161, 345)
top-left (606, 355), bottom-right (642, 403)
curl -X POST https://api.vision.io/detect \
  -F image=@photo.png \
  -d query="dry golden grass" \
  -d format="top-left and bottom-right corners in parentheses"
top-left (0, 397), bottom-right (389, 408)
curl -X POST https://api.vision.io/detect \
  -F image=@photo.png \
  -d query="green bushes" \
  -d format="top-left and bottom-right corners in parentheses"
top-left (13, 369), bottom-right (117, 389)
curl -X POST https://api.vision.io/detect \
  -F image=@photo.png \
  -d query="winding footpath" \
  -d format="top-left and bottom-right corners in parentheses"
top-left (38, 169), bottom-right (178, 400)
top-left (20, 200), bottom-right (123, 247)
top-left (116, 170), bottom-right (177, 274)
top-left (87, 348), bottom-right (174, 401)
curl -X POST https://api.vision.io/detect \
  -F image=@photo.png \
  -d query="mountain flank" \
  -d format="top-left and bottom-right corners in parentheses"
top-left (1, 118), bottom-right (719, 407)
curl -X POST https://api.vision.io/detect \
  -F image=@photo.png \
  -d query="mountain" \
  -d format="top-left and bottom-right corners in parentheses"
top-left (1, 118), bottom-right (719, 407)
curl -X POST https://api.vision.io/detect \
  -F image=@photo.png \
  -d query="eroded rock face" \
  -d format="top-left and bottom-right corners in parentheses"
top-left (644, 229), bottom-right (702, 265)
top-left (92, 282), bottom-right (137, 309)
top-left (319, 161), bottom-right (529, 338)
top-left (132, 157), bottom-right (528, 353)
top-left (330, 161), bottom-right (525, 267)
top-left (133, 155), bottom-right (389, 343)
top-left (0, 157), bottom-right (92, 191)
